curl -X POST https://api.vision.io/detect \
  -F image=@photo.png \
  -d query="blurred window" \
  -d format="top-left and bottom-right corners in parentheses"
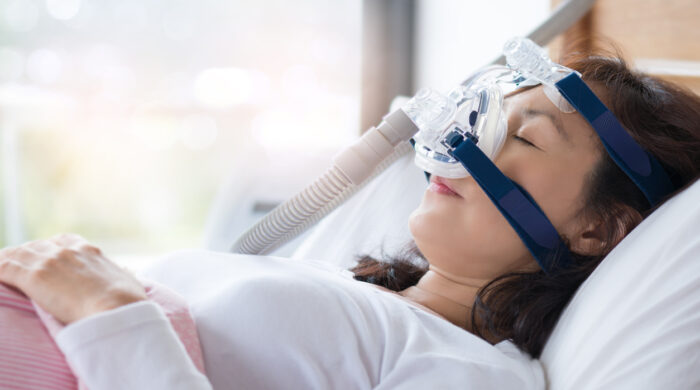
top-left (0, 0), bottom-right (361, 259)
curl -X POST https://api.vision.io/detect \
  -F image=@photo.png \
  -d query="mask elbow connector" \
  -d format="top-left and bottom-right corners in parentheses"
top-left (333, 108), bottom-right (418, 185)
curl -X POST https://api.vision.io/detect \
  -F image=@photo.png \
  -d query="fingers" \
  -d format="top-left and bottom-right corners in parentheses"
top-left (48, 233), bottom-right (86, 250)
top-left (0, 258), bottom-right (30, 288)
top-left (0, 234), bottom-right (128, 324)
top-left (0, 241), bottom-right (62, 290)
top-left (0, 234), bottom-right (97, 272)
top-left (0, 246), bottom-right (20, 260)
top-left (0, 234), bottom-right (102, 271)
top-left (23, 238), bottom-right (61, 255)
top-left (0, 245), bottom-right (43, 268)
top-left (49, 233), bottom-right (102, 256)
top-left (0, 239), bottom-right (64, 268)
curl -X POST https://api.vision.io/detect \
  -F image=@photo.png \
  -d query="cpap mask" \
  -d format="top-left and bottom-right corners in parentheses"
top-left (405, 37), bottom-right (576, 179)
top-left (396, 38), bottom-right (673, 272)
top-left (401, 38), bottom-right (580, 270)
top-left (399, 37), bottom-right (674, 272)
top-left (233, 37), bottom-right (675, 274)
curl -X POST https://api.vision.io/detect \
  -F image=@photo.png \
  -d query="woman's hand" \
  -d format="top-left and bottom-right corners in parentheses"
top-left (0, 233), bottom-right (147, 324)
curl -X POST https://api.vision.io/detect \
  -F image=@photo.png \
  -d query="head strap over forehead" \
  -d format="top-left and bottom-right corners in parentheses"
top-left (555, 73), bottom-right (675, 206)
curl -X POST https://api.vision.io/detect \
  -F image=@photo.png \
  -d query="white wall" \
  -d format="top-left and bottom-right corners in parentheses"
top-left (414, 0), bottom-right (550, 93)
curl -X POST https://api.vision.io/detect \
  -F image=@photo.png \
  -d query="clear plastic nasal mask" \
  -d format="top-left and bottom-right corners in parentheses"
top-left (404, 37), bottom-right (577, 179)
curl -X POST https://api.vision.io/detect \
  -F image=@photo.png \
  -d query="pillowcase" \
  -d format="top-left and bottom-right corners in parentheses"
top-left (292, 151), bottom-right (427, 268)
top-left (540, 179), bottom-right (700, 389)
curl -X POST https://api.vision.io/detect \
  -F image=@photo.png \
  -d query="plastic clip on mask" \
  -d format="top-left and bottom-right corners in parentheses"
top-left (402, 37), bottom-right (675, 273)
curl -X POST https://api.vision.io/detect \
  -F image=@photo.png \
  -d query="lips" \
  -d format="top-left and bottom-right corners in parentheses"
top-left (429, 176), bottom-right (462, 198)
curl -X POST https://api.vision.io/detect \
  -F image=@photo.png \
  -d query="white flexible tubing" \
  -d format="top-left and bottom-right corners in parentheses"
top-left (232, 142), bottom-right (414, 255)
top-left (231, 109), bottom-right (419, 255)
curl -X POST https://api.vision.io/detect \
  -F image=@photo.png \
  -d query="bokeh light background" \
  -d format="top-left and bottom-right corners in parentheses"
top-left (0, 0), bottom-right (361, 258)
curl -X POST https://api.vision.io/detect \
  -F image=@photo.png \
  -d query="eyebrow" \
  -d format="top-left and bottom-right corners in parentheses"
top-left (521, 108), bottom-right (571, 144)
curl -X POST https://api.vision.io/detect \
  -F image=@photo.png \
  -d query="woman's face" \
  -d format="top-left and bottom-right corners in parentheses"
top-left (409, 85), bottom-right (603, 280)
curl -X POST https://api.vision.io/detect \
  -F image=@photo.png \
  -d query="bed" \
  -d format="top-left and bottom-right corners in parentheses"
top-left (286, 3), bottom-right (700, 384)
top-left (202, 1), bottom-right (700, 388)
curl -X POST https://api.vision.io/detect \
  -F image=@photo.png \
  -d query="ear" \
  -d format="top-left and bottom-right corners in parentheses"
top-left (568, 205), bottom-right (643, 256)
top-left (568, 218), bottom-right (609, 256)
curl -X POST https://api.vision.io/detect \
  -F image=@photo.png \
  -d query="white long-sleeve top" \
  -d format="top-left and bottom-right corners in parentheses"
top-left (56, 250), bottom-right (544, 389)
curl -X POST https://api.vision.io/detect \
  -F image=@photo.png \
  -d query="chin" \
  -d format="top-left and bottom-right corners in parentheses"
top-left (409, 200), bottom-right (464, 241)
top-left (409, 209), bottom-right (453, 259)
top-left (408, 207), bottom-right (429, 240)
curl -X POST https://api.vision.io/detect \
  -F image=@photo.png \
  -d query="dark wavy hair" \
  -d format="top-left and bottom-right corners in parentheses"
top-left (349, 53), bottom-right (700, 358)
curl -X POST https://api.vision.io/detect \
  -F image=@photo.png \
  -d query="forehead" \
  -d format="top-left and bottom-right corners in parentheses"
top-left (504, 86), bottom-right (555, 110)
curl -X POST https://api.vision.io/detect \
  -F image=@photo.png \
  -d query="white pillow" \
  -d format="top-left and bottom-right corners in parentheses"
top-left (540, 179), bottom-right (700, 389)
top-left (291, 151), bottom-right (427, 268)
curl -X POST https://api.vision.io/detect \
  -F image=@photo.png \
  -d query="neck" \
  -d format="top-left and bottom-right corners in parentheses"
top-left (399, 266), bottom-right (484, 331)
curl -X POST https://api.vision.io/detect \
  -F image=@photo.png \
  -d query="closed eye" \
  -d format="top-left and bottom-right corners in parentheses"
top-left (513, 134), bottom-right (537, 148)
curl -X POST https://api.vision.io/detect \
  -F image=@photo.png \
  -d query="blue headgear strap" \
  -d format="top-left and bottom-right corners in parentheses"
top-left (448, 137), bottom-right (571, 273)
top-left (555, 73), bottom-right (675, 206)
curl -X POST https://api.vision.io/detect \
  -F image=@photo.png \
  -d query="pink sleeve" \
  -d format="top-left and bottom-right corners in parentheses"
top-left (33, 279), bottom-right (206, 389)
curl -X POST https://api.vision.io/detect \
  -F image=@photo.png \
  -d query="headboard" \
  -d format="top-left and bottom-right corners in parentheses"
top-left (551, 0), bottom-right (700, 95)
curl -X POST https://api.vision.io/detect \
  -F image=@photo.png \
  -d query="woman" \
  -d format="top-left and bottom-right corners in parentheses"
top-left (1, 54), bottom-right (699, 389)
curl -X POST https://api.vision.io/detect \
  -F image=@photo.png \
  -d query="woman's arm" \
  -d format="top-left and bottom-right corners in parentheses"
top-left (57, 300), bottom-right (212, 389)
top-left (0, 234), bottom-right (213, 389)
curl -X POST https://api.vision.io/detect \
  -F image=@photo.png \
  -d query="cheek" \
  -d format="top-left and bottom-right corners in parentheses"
top-left (497, 145), bottom-right (600, 239)
top-left (514, 156), bottom-right (594, 229)
top-left (531, 164), bottom-right (587, 225)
